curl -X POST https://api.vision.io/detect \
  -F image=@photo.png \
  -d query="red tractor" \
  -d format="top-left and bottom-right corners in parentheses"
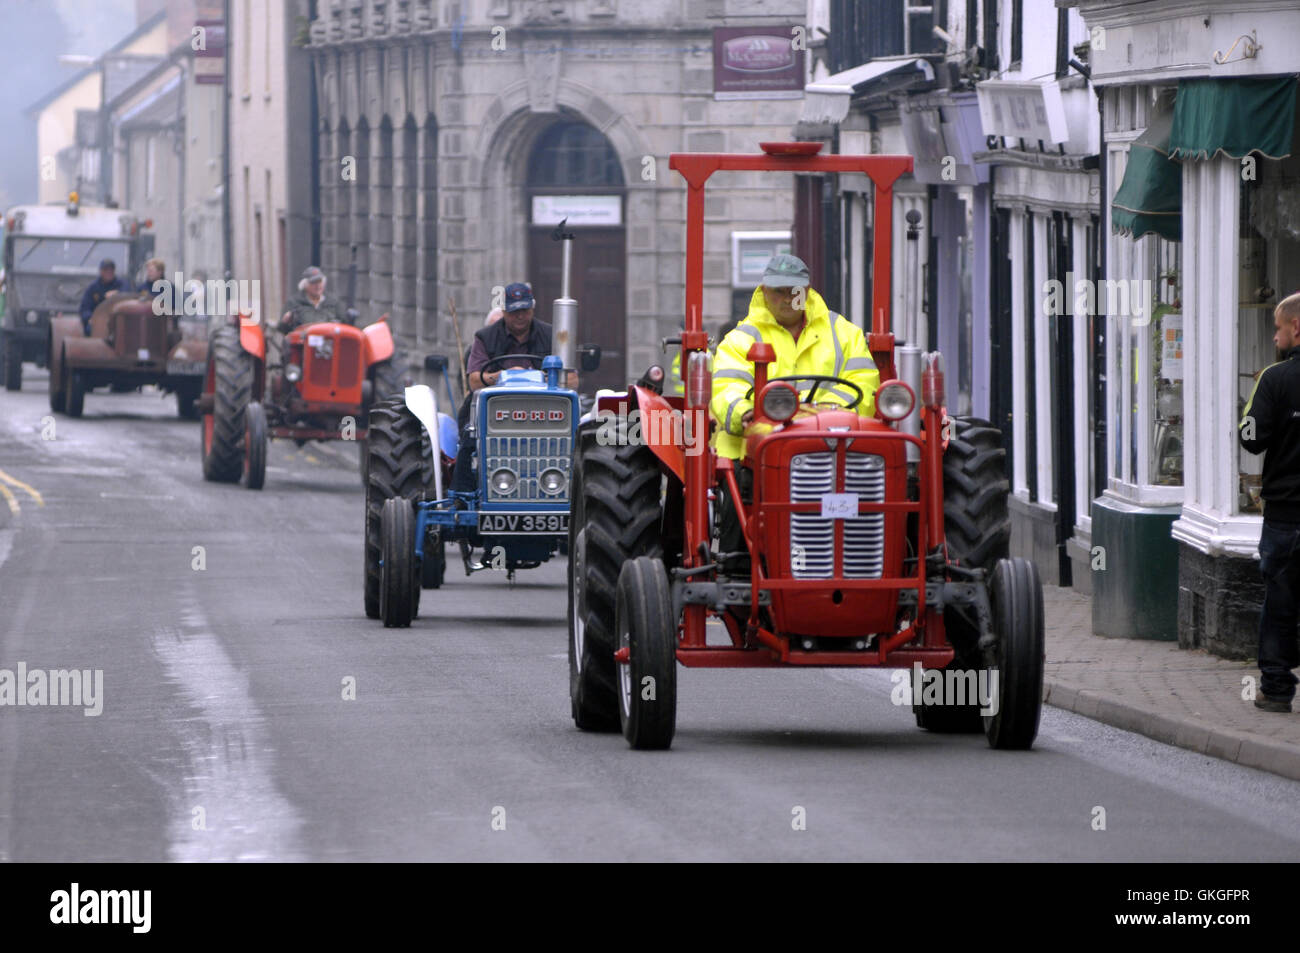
top-left (199, 310), bottom-right (404, 488)
top-left (568, 143), bottom-right (1043, 750)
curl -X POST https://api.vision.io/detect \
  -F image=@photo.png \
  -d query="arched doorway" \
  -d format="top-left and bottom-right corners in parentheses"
top-left (526, 120), bottom-right (626, 392)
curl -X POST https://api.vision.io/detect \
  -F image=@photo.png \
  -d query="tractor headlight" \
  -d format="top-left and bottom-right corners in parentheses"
top-left (25, 310), bottom-right (38, 325)
top-left (285, 363), bottom-right (302, 382)
top-left (540, 468), bottom-right (565, 495)
top-left (876, 380), bottom-right (915, 422)
top-left (491, 468), bottom-right (518, 495)
top-left (759, 382), bottom-right (799, 422)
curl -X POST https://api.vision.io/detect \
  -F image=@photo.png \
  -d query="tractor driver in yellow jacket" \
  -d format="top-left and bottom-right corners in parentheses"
top-left (710, 254), bottom-right (880, 571)
top-left (711, 253), bottom-right (880, 458)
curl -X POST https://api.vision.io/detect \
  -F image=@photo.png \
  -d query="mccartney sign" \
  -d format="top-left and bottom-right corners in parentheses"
top-left (713, 27), bottom-right (805, 101)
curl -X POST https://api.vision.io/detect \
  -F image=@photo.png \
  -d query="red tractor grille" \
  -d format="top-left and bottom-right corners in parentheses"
top-left (334, 335), bottom-right (361, 389)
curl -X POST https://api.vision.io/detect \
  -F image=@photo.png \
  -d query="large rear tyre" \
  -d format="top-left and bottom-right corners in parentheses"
top-left (65, 369), bottom-right (85, 418)
top-left (917, 416), bottom-right (1013, 734)
top-left (568, 421), bottom-right (663, 731)
top-left (983, 557), bottom-right (1045, 750)
top-left (202, 325), bottom-right (254, 483)
top-left (380, 496), bottom-right (417, 628)
top-left (2, 335), bottom-right (21, 391)
top-left (365, 398), bottom-right (430, 619)
top-left (243, 402), bottom-right (268, 490)
top-left (616, 557), bottom-right (677, 750)
top-left (370, 358), bottom-right (405, 403)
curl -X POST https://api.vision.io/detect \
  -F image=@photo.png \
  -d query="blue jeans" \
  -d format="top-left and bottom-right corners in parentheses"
top-left (1257, 519), bottom-right (1300, 700)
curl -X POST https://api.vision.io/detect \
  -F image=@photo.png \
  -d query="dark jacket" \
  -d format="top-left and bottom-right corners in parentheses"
top-left (1240, 346), bottom-right (1300, 521)
top-left (80, 276), bottom-right (129, 323)
top-left (466, 318), bottom-right (552, 375)
top-left (281, 292), bottom-right (350, 331)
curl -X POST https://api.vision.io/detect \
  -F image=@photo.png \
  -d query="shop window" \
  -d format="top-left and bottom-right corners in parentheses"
top-left (1148, 239), bottom-right (1182, 486)
top-left (1237, 150), bottom-right (1300, 514)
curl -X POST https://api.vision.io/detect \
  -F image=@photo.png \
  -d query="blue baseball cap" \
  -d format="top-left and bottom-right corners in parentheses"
top-left (504, 282), bottom-right (535, 312)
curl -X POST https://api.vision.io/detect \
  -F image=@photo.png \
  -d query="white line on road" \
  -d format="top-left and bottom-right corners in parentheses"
top-left (152, 596), bottom-right (307, 862)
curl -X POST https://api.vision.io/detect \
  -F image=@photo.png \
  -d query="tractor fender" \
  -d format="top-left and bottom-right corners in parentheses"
top-left (403, 383), bottom-right (443, 499)
top-left (437, 412), bottom-right (458, 460)
top-left (62, 335), bottom-right (116, 366)
top-left (239, 320), bottom-right (265, 362)
top-left (363, 320), bottom-right (395, 365)
top-left (630, 384), bottom-right (687, 483)
top-left (48, 316), bottom-right (83, 381)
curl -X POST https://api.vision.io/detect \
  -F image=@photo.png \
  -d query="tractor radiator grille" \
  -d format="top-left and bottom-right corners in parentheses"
top-left (483, 435), bottom-right (572, 502)
top-left (114, 311), bottom-right (166, 361)
top-left (789, 451), bottom-right (885, 579)
top-left (335, 335), bottom-right (361, 389)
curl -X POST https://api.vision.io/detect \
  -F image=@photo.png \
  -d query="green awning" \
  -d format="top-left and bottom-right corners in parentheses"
top-left (1112, 107), bottom-right (1181, 242)
top-left (1169, 76), bottom-right (1298, 161)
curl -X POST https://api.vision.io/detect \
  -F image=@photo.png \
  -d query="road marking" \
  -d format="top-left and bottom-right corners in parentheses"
top-left (0, 484), bottom-right (18, 516)
top-left (0, 468), bottom-right (43, 508)
top-left (98, 493), bottom-right (176, 500)
top-left (305, 454), bottom-right (321, 464)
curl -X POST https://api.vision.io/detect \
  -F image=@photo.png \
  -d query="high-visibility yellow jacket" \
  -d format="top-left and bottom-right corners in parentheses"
top-left (711, 286), bottom-right (880, 460)
top-left (668, 350), bottom-right (685, 396)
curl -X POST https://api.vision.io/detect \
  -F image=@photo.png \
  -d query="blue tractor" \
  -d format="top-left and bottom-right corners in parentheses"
top-left (364, 351), bottom-right (596, 627)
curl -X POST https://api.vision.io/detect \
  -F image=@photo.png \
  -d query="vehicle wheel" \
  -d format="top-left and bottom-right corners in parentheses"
top-left (202, 325), bottom-right (254, 483)
top-left (983, 557), bottom-right (1045, 750)
top-left (176, 380), bottom-right (202, 420)
top-left (421, 528), bottom-right (446, 589)
top-left (568, 420), bottom-right (663, 731)
top-left (2, 335), bottom-right (21, 391)
top-left (380, 496), bottom-right (417, 628)
top-left (370, 357), bottom-right (405, 403)
top-left (365, 398), bottom-right (430, 619)
top-left (615, 557), bottom-right (677, 750)
top-left (943, 416), bottom-right (1010, 570)
top-left (48, 344), bottom-right (65, 414)
top-left (920, 416), bottom-right (1012, 733)
top-left (243, 402), bottom-right (268, 489)
top-left (65, 369), bottom-right (85, 418)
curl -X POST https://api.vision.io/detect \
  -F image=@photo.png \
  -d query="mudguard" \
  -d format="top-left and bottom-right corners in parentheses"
top-left (403, 383), bottom-right (443, 500)
top-left (62, 336), bottom-right (117, 366)
top-left (239, 317), bottom-right (265, 362)
top-left (362, 319), bottom-right (395, 366)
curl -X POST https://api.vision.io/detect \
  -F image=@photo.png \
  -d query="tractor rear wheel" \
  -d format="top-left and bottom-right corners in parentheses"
top-left (917, 416), bottom-right (1013, 734)
top-left (616, 557), bottom-right (677, 750)
top-left (568, 420), bottom-right (663, 731)
top-left (244, 402), bottom-right (267, 490)
top-left (983, 557), bottom-right (1045, 750)
top-left (3, 334), bottom-right (21, 391)
top-left (365, 398), bottom-right (430, 619)
top-left (380, 496), bottom-right (417, 628)
top-left (202, 325), bottom-right (254, 483)
top-left (65, 368), bottom-right (85, 418)
top-left (370, 358), bottom-right (405, 403)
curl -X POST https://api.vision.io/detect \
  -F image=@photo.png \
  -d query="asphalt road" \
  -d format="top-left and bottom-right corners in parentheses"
top-left (2, 370), bottom-right (1300, 862)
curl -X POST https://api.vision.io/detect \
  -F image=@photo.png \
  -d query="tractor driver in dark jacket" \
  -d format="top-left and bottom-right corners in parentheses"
top-left (79, 258), bottom-right (130, 333)
top-left (451, 282), bottom-right (576, 493)
top-left (1240, 291), bottom-right (1300, 713)
top-left (271, 266), bottom-right (351, 367)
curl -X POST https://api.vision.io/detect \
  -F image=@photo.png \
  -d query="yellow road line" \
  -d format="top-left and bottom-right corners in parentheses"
top-left (0, 468), bottom-right (42, 507)
top-left (0, 483), bottom-right (18, 516)
top-left (305, 453), bottom-right (320, 464)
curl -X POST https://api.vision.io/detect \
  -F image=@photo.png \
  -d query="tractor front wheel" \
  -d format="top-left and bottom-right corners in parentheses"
top-left (243, 402), bottom-right (268, 490)
top-left (202, 325), bottom-right (254, 483)
top-left (3, 334), bottom-right (21, 391)
top-left (568, 421), bottom-right (663, 731)
top-left (365, 398), bottom-right (430, 619)
top-left (421, 528), bottom-right (446, 589)
top-left (380, 496), bottom-right (417, 628)
top-left (65, 367), bottom-right (85, 418)
top-left (615, 557), bottom-right (677, 750)
top-left (983, 557), bottom-right (1045, 750)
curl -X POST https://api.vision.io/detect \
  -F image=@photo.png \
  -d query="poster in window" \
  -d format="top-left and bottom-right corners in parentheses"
top-left (1161, 313), bottom-right (1183, 381)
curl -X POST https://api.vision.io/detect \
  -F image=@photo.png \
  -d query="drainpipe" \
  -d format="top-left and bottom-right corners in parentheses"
top-left (221, 0), bottom-right (232, 278)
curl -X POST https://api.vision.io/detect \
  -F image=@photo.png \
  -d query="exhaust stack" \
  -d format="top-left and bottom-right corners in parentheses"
top-left (551, 218), bottom-right (577, 372)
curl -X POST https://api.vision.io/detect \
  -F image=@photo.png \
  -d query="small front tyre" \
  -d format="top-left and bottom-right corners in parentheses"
top-left (380, 496), bottom-right (417, 628)
top-left (983, 557), bottom-right (1045, 750)
top-left (244, 402), bottom-right (268, 490)
top-left (615, 556), bottom-right (677, 750)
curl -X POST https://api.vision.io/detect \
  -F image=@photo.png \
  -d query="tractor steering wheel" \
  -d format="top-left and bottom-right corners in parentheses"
top-left (480, 353), bottom-right (545, 375)
top-left (746, 374), bottom-right (864, 410)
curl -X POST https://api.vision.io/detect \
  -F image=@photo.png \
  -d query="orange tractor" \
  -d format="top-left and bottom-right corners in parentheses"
top-left (199, 310), bottom-right (404, 488)
top-left (568, 143), bottom-right (1043, 750)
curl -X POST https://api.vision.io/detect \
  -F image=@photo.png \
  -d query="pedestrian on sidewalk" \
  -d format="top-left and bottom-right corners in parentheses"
top-left (1240, 291), bottom-right (1300, 712)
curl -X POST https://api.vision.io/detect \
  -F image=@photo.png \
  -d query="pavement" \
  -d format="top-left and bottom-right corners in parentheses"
top-left (4, 370), bottom-right (1300, 860)
top-left (1043, 586), bottom-right (1300, 782)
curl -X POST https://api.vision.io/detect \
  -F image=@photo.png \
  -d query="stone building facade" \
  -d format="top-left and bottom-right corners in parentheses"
top-left (306, 0), bottom-right (807, 391)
